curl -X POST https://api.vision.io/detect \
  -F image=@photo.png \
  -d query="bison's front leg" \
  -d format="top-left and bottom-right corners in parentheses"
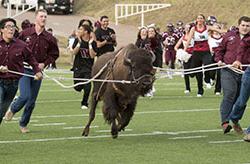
top-left (103, 91), bottom-right (119, 139)
top-left (82, 93), bottom-right (99, 137)
top-left (118, 100), bottom-right (137, 132)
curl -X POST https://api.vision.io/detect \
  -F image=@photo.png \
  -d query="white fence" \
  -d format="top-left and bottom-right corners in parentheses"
top-left (7, 0), bottom-right (38, 18)
top-left (115, 3), bottom-right (171, 27)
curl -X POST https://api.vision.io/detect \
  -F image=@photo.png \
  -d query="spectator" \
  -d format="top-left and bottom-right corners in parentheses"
top-left (95, 15), bottom-right (116, 56)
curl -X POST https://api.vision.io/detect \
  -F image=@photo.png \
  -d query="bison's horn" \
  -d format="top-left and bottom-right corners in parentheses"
top-left (124, 57), bottom-right (132, 66)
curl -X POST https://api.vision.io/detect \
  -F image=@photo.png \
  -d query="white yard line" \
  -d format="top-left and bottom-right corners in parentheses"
top-left (36, 95), bottom-right (221, 104)
top-left (4, 120), bottom-right (39, 124)
top-left (32, 123), bottom-right (66, 127)
top-left (209, 140), bottom-right (244, 144)
top-left (96, 129), bottom-right (133, 133)
top-left (63, 125), bottom-right (99, 130)
top-left (169, 136), bottom-right (207, 140)
top-left (0, 129), bottom-right (223, 144)
top-left (29, 108), bottom-right (218, 119)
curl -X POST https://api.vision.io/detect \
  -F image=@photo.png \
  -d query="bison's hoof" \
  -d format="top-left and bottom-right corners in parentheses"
top-left (112, 133), bottom-right (118, 139)
top-left (111, 130), bottom-right (118, 139)
top-left (82, 128), bottom-right (89, 137)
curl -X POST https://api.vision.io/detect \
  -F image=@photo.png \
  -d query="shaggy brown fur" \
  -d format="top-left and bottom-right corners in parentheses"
top-left (82, 44), bottom-right (155, 138)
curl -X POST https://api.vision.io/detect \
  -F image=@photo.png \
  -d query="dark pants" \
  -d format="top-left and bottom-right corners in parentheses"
top-left (220, 68), bottom-right (242, 124)
top-left (183, 58), bottom-right (192, 91)
top-left (0, 79), bottom-right (19, 124)
top-left (191, 51), bottom-right (214, 94)
top-left (11, 68), bottom-right (42, 127)
top-left (73, 70), bottom-right (92, 106)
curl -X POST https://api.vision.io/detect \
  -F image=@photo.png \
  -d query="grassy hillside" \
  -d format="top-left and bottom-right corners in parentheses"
top-left (74, 0), bottom-right (250, 28)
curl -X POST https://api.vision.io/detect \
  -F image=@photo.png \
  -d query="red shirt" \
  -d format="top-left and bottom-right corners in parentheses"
top-left (237, 33), bottom-right (250, 64)
top-left (0, 37), bottom-right (40, 79)
top-left (18, 26), bottom-right (59, 66)
top-left (214, 30), bottom-right (242, 64)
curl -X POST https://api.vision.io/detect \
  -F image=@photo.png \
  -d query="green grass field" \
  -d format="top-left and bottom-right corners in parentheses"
top-left (0, 70), bottom-right (250, 164)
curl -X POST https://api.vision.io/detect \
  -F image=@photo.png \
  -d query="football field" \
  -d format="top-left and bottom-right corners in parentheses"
top-left (0, 70), bottom-right (250, 164)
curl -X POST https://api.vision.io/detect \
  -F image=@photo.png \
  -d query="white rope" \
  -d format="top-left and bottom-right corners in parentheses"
top-left (5, 64), bottom-right (250, 89)
top-left (154, 63), bottom-right (219, 72)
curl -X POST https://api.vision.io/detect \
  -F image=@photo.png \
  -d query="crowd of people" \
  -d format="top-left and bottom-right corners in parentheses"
top-left (0, 11), bottom-right (250, 142)
top-left (134, 14), bottom-right (250, 141)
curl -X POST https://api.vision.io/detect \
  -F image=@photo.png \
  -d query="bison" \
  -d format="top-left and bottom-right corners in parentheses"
top-left (82, 44), bottom-right (156, 138)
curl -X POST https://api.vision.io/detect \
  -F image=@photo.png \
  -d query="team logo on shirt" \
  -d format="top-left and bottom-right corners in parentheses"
top-left (199, 35), bottom-right (206, 39)
top-left (79, 48), bottom-right (90, 58)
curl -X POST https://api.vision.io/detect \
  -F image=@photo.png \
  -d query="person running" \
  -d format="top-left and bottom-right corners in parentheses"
top-left (4, 9), bottom-right (59, 133)
top-left (162, 23), bottom-right (178, 79)
top-left (0, 18), bottom-right (42, 124)
top-left (184, 14), bottom-right (226, 97)
top-left (71, 24), bottom-right (98, 109)
top-left (95, 15), bottom-right (116, 56)
top-left (228, 17), bottom-right (250, 136)
top-left (208, 23), bottom-right (223, 95)
top-left (175, 23), bottom-right (194, 94)
top-left (214, 16), bottom-right (250, 134)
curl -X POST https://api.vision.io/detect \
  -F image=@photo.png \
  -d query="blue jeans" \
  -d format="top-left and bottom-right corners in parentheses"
top-left (11, 68), bottom-right (42, 127)
top-left (0, 79), bottom-right (19, 124)
top-left (220, 68), bottom-right (242, 124)
top-left (229, 67), bottom-right (250, 123)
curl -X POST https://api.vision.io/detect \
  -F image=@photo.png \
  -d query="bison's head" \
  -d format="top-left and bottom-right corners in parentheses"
top-left (123, 44), bottom-right (156, 95)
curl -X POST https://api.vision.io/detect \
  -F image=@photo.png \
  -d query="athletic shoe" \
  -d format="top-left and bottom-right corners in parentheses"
top-left (184, 90), bottom-right (190, 94)
top-left (243, 133), bottom-right (250, 142)
top-left (4, 109), bottom-right (14, 121)
top-left (81, 105), bottom-right (88, 110)
top-left (233, 123), bottom-right (243, 134)
top-left (20, 127), bottom-right (29, 133)
top-left (215, 92), bottom-right (221, 96)
top-left (197, 94), bottom-right (203, 97)
top-left (222, 123), bottom-right (232, 134)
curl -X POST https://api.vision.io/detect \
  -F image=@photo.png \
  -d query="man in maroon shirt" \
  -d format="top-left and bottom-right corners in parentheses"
top-left (0, 18), bottom-right (42, 125)
top-left (214, 16), bottom-right (250, 134)
top-left (229, 30), bottom-right (250, 141)
top-left (4, 9), bottom-right (59, 133)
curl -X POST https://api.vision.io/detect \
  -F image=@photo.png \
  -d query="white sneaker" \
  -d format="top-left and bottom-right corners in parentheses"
top-left (145, 92), bottom-right (153, 98)
top-left (81, 105), bottom-right (88, 110)
top-left (197, 94), bottom-right (203, 97)
top-left (152, 86), bottom-right (156, 93)
top-left (215, 92), bottom-right (221, 96)
top-left (206, 83), bottom-right (212, 89)
top-left (184, 90), bottom-right (190, 94)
